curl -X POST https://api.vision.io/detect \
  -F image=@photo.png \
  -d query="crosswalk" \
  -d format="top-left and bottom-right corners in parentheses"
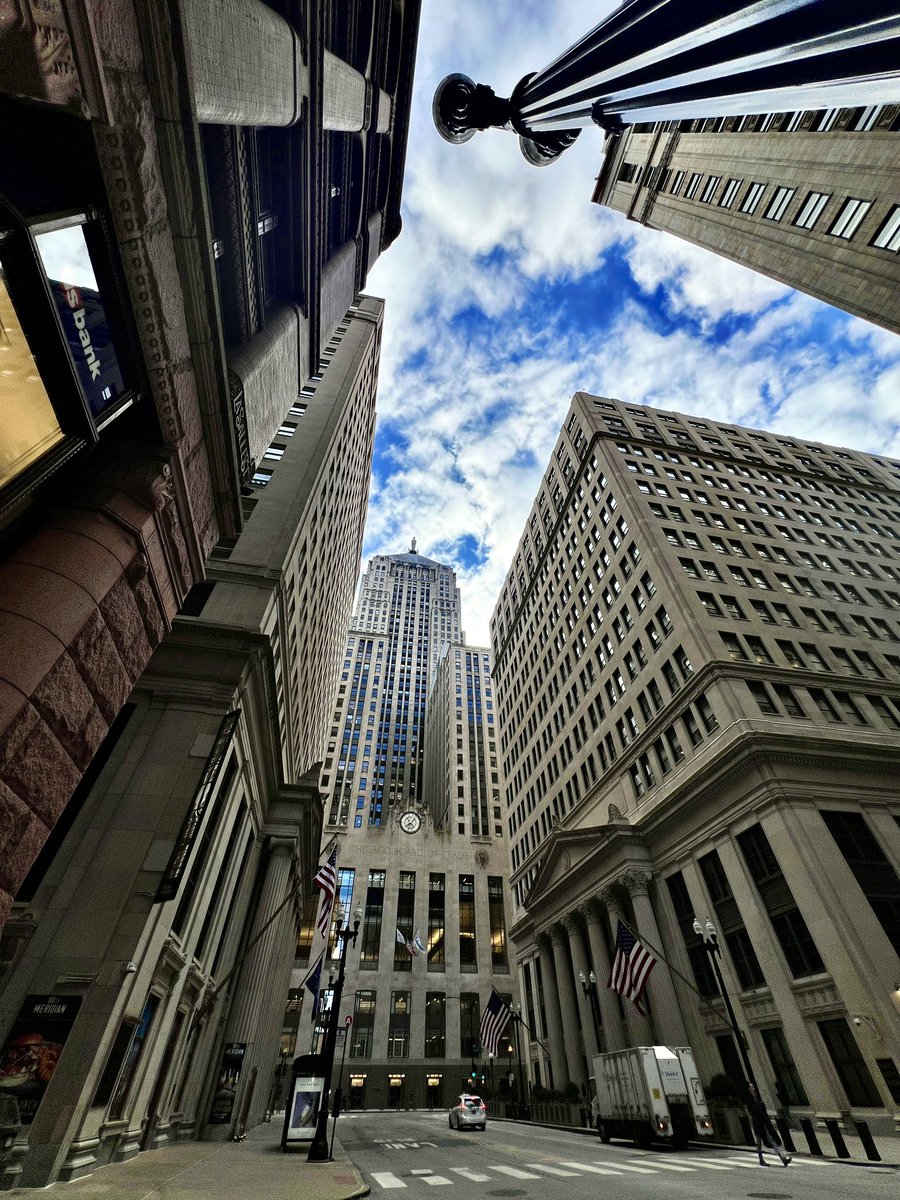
top-left (369, 1151), bottom-right (829, 1189)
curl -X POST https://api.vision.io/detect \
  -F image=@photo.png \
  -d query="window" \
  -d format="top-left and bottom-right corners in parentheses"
top-left (740, 182), bottom-right (766, 214)
top-left (460, 993), bottom-right (480, 1058)
top-left (394, 870), bottom-right (416, 970)
top-left (719, 178), bottom-right (742, 208)
top-left (351, 990), bottom-right (376, 1058)
top-left (459, 875), bottom-right (477, 972)
top-left (388, 991), bottom-right (411, 1058)
top-left (871, 205), bottom-right (900, 252)
top-left (0, 208), bottom-right (137, 500)
top-left (428, 873), bottom-right (445, 970)
top-left (700, 175), bottom-right (721, 203)
top-left (748, 681), bottom-right (778, 715)
top-left (424, 992), bottom-right (446, 1058)
top-left (698, 850), bottom-right (766, 989)
top-left (761, 1027), bottom-right (809, 1106)
top-left (685, 172), bottom-right (703, 199)
top-left (829, 197), bottom-right (872, 239)
top-left (794, 191), bottom-right (830, 229)
top-left (359, 870), bottom-right (385, 967)
top-left (821, 810), bottom-right (900, 955)
top-left (817, 1019), bottom-right (882, 1106)
top-left (488, 877), bottom-right (509, 971)
top-left (764, 186), bottom-right (795, 222)
top-left (721, 632), bottom-right (748, 661)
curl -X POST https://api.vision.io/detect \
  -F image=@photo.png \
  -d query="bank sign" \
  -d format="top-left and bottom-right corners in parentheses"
top-left (52, 280), bottom-right (126, 418)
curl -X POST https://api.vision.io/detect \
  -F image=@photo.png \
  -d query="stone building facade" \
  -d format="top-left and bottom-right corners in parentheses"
top-left (593, 106), bottom-right (900, 334)
top-left (491, 393), bottom-right (900, 1141)
top-left (0, 0), bottom-right (420, 926)
top-left (300, 557), bottom-right (519, 1111)
top-left (0, 299), bottom-right (386, 1186)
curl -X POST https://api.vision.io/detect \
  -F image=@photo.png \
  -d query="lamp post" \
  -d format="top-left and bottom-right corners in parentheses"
top-left (434, 2), bottom-right (900, 166)
top-left (307, 904), bottom-right (362, 1162)
top-left (693, 917), bottom-right (758, 1091)
top-left (509, 1003), bottom-right (524, 1105)
top-left (578, 971), bottom-right (603, 1049)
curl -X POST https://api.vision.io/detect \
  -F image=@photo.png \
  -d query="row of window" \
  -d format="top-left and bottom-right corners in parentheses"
top-left (345, 988), bottom-right (516, 1061)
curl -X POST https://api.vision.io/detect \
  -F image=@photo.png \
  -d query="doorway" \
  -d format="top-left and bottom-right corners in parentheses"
top-left (426, 1074), bottom-right (443, 1110)
top-left (388, 1074), bottom-right (405, 1109)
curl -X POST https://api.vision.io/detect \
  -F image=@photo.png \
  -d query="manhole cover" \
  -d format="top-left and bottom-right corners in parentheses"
top-left (745, 1193), bottom-right (793, 1198)
top-left (485, 1191), bottom-right (528, 1198)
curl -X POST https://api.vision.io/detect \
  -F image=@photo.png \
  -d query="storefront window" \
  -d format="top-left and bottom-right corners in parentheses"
top-left (0, 269), bottom-right (63, 489)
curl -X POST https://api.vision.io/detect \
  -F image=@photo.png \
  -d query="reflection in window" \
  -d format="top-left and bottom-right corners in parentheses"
top-left (0, 271), bottom-right (63, 489)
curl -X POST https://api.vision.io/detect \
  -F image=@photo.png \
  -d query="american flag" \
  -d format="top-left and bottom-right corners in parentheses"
top-left (608, 919), bottom-right (656, 1015)
top-left (479, 989), bottom-right (512, 1056)
top-left (314, 847), bottom-right (337, 938)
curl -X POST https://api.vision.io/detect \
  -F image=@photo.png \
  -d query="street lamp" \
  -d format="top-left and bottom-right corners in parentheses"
top-left (578, 970), bottom-right (603, 1044)
top-left (307, 904), bottom-right (363, 1162)
top-left (693, 917), bottom-right (758, 1091)
top-left (509, 1003), bottom-right (524, 1107)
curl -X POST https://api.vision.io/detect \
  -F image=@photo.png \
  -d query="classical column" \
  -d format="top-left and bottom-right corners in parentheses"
top-left (550, 925), bottom-right (588, 1092)
top-left (621, 870), bottom-right (689, 1047)
top-left (535, 933), bottom-right (569, 1091)
top-left (582, 899), bottom-right (627, 1051)
top-left (434, 1), bottom-right (900, 164)
top-left (215, 837), bottom-right (295, 1136)
top-left (564, 914), bottom-right (599, 1060)
top-left (603, 889), bottom-right (654, 1045)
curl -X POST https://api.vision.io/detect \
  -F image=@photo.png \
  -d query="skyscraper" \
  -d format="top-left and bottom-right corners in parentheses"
top-left (305, 552), bottom-right (518, 1111)
top-left (592, 108), bottom-right (900, 334)
top-left (492, 393), bottom-right (900, 1137)
top-left (0, 299), bottom-right (385, 1185)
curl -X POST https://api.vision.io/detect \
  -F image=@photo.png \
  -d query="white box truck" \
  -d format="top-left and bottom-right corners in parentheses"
top-left (590, 1046), bottom-right (714, 1149)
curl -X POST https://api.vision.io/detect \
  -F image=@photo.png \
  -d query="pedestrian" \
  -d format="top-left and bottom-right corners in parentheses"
top-left (746, 1082), bottom-right (791, 1167)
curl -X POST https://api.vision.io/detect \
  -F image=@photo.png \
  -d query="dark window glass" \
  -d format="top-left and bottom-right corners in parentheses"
top-left (818, 1018), bottom-right (882, 1106)
top-left (761, 1026), bottom-right (809, 1106)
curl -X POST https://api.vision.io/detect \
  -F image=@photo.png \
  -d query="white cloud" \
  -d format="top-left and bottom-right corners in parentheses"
top-left (360, 1), bottom-right (900, 645)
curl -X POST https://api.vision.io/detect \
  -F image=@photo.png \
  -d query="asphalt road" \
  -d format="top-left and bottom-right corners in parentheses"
top-left (336, 1109), bottom-right (897, 1197)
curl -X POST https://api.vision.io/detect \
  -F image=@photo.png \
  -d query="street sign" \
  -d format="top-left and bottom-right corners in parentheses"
top-left (345, 1015), bottom-right (352, 1027)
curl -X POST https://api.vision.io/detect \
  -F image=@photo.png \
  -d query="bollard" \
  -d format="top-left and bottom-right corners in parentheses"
top-left (799, 1116), bottom-right (823, 1155)
top-left (775, 1114), bottom-right (796, 1153)
top-left (854, 1121), bottom-right (881, 1161)
top-left (824, 1118), bottom-right (850, 1157)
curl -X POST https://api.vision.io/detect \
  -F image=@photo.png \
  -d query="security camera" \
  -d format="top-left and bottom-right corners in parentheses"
top-left (123, 961), bottom-right (138, 974)
top-left (852, 1017), bottom-right (862, 1026)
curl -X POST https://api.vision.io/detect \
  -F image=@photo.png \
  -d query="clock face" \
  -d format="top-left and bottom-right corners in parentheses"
top-left (400, 811), bottom-right (421, 834)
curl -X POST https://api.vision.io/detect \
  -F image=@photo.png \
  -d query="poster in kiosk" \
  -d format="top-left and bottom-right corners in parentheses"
top-left (282, 1054), bottom-right (325, 1147)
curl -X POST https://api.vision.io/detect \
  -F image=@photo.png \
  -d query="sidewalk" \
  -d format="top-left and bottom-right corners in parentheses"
top-left (6, 1120), bottom-right (368, 1199)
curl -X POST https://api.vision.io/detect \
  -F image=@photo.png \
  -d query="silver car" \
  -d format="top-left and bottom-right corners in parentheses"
top-left (449, 1093), bottom-right (487, 1130)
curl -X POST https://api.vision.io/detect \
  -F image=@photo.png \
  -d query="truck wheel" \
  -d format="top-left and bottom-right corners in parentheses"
top-left (597, 1122), bottom-right (611, 1144)
top-left (634, 1124), bottom-right (653, 1150)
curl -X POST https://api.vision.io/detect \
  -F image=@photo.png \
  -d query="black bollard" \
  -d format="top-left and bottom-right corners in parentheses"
top-left (775, 1114), bottom-right (796, 1153)
top-left (800, 1116), bottom-right (823, 1155)
top-left (854, 1121), bottom-right (881, 1161)
top-left (824, 1118), bottom-right (850, 1157)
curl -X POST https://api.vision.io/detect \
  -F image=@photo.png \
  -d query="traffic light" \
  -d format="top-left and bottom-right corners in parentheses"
top-left (480, 1072), bottom-right (485, 1084)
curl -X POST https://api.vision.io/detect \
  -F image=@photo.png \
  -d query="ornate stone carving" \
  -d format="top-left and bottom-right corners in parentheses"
top-left (535, 931), bottom-right (552, 954)
top-left (607, 802), bottom-right (625, 822)
top-left (619, 869), bottom-right (653, 897)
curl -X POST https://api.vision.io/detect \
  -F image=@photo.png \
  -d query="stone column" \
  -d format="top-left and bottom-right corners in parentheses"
top-left (550, 925), bottom-right (587, 1092)
top-left (213, 837), bottom-right (295, 1137)
top-left (603, 889), bottom-right (654, 1045)
top-left (583, 899), bottom-right (627, 1051)
top-left (564, 914), bottom-right (599, 1059)
top-left (621, 870), bottom-right (688, 1047)
top-left (535, 933), bottom-right (568, 1091)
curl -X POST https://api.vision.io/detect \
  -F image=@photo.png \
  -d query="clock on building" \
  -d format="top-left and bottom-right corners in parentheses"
top-left (399, 810), bottom-right (421, 835)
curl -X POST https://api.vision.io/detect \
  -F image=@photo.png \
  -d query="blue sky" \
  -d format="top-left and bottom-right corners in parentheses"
top-left (364, 0), bottom-right (900, 644)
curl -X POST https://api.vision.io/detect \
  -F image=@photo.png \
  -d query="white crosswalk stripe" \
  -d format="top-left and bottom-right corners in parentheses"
top-left (451, 1168), bottom-right (490, 1181)
top-left (421, 1177), bottom-right (452, 1186)
top-left (625, 1158), bottom-right (694, 1172)
top-left (526, 1163), bottom-right (582, 1176)
top-left (559, 1161), bottom-right (621, 1175)
top-left (371, 1171), bottom-right (406, 1189)
top-left (717, 1157), bottom-right (767, 1168)
top-left (595, 1160), bottom-right (657, 1173)
top-left (662, 1156), bottom-right (733, 1170)
top-left (489, 1164), bottom-right (541, 1179)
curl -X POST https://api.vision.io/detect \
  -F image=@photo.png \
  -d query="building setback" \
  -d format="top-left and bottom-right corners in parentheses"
top-left (491, 393), bottom-right (900, 1140)
top-left (0, 299), bottom-right (384, 1186)
top-left (593, 106), bottom-right (900, 335)
top-left (301, 554), bottom-right (518, 1111)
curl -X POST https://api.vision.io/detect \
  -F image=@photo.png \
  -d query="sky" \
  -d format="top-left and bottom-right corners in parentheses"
top-left (363, 0), bottom-right (900, 646)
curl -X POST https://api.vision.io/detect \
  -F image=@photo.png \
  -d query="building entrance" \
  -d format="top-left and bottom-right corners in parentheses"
top-left (388, 1074), bottom-right (406, 1109)
top-left (348, 1074), bottom-right (367, 1110)
top-left (426, 1074), bottom-right (443, 1109)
